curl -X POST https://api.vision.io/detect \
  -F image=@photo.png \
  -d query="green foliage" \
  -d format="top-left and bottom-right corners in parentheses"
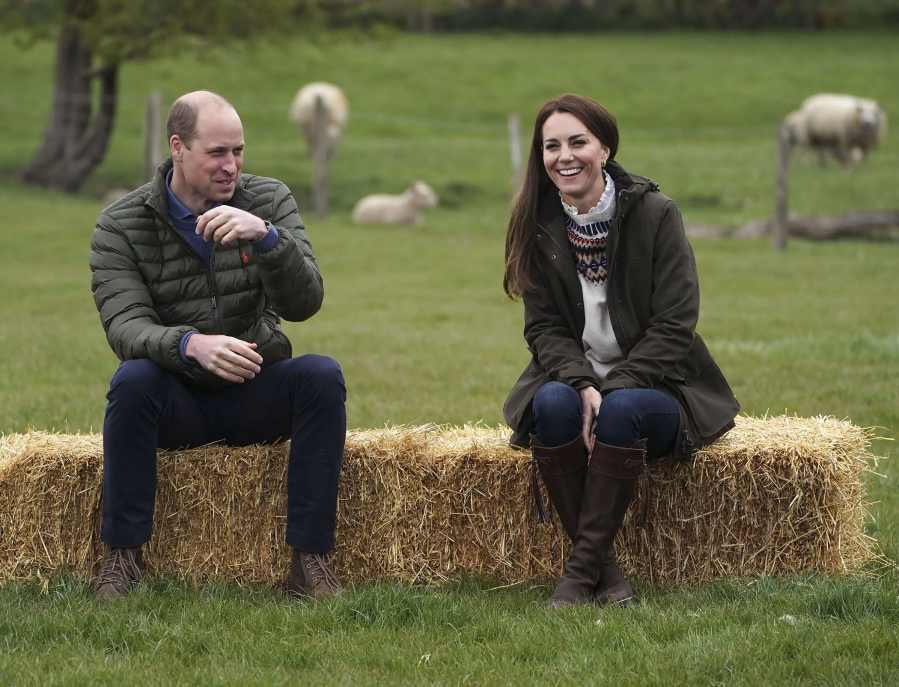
top-left (299, 0), bottom-right (899, 30)
top-left (0, 0), bottom-right (301, 64)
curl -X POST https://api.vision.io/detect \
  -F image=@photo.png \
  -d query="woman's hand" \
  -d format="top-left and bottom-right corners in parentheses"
top-left (579, 386), bottom-right (602, 452)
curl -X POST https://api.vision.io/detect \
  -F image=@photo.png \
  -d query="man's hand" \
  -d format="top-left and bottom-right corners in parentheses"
top-left (196, 206), bottom-right (268, 246)
top-left (579, 386), bottom-right (602, 452)
top-left (185, 334), bottom-right (263, 383)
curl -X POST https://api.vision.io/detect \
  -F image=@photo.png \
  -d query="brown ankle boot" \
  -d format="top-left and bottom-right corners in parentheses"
top-left (286, 549), bottom-right (343, 600)
top-left (532, 435), bottom-right (588, 541)
top-left (94, 546), bottom-right (144, 601)
top-left (549, 440), bottom-right (646, 609)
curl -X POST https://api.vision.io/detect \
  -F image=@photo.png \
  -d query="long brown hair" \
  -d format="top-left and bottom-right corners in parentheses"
top-left (503, 94), bottom-right (619, 298)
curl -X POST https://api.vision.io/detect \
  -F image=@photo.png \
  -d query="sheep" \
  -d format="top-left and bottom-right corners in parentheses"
top-left (782, 93), bottom-right (887, 166)
top-left (288, 82), bottom-right (348, 158)
top-left (352, 181), bottom-right (439, 225)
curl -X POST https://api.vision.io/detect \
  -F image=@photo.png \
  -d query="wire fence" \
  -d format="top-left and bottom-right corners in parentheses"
top-left (12, 92), bottom-right (893, 141)
top-left (6, 91), bottom-right (897, 221)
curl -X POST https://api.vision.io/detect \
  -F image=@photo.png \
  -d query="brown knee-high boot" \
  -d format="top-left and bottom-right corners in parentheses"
top-left (531, 435), bottom-right (588, 541)
top-left (549, 440), bottom-right (646, 609)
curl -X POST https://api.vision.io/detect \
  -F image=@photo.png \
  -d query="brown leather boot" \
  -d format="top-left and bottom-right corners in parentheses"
top-left (532, 435), bottom-right (588, 541)
top-left (93, 546), bottom-right (144, 601)
top-left (286, 549), bottom-right (343, 600)
top-left (549, 440), bottom-right (646, 609)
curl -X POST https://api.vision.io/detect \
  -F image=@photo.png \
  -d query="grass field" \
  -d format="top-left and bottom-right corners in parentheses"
top-left (1, 29), bottom-right (898, 686)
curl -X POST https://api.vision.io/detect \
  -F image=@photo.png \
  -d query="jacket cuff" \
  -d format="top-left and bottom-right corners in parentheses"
top-left (253, 223), bottom-right (280, 253)
top-left (179, 331), bottom-right (196, 363)
top-left (254, 223), bottom-right (294, 263)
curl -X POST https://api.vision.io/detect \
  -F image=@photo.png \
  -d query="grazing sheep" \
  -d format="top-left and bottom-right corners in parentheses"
top-left (352, 181), bottom-right (439, 225)
top-left (288, 82), bottom-right (349, 158)
top-left (782, 93), bottom-right (887, 165)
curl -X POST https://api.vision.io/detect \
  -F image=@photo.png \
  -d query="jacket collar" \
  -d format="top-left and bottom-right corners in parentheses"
top-left (145, 158), bottom-right (258, 217)
top-left (146, 158), bottom-right (174, 217)
top-left (537, 160), bottom-right (658, 247)
top-left (602, 160), bottom-right (658, 217)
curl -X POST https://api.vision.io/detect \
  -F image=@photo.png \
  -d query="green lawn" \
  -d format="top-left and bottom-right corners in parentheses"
top-left (1, 29), bottom-right (897, 686)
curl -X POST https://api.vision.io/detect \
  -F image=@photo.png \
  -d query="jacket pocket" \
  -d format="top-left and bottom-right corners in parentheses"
top-left (254, 313), bottom-right (292, 365)
top-left (680, 359), bottom-right (738, 440)
top-left (669, 336), bottom-right (739, 442)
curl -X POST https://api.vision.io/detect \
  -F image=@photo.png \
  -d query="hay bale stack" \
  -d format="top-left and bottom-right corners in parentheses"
top-left (0, 417), bottom-right (881, 588)
top-left (619, 415), bottom-right (881, 584)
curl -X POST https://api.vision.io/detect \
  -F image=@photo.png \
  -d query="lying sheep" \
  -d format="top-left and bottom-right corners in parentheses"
top-left (782, 93), bottom-right (887, 165)
top-left (288, 82), bottom-right (348, 158)
top-left (352, 181), bottom-right (439, 225)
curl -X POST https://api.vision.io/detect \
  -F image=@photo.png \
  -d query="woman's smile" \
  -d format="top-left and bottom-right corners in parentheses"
top-left (542, 111), bottom-right (609, 213)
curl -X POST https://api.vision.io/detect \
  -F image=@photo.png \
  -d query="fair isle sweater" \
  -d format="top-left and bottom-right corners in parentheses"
top-left (561, 171), bottom-right (624, 383)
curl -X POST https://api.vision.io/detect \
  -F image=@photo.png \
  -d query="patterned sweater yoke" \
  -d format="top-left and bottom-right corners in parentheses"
top-left (567, 217), bottom-right (611, 284)
top-left (562, 171), bottom-right (616, 285)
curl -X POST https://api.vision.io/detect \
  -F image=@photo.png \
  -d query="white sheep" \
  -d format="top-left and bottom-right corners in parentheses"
top-left (352, 181), bottom-right (439, 225)
top-left (782, 93), bottom-right (887, 165)
top-left (288, 82), bottom-right (349, 158)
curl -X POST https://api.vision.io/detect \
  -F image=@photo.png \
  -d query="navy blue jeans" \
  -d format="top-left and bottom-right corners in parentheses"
top-left (101, 355), bottom-right (346, 553)
top-left (532, 382), bottom-right (680, 460)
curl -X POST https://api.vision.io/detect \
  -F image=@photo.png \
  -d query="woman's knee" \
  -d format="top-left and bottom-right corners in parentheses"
top-left (533, 382), bottom-right (579, 417)
top-left (596, 389), bottom-right (680, 455)
top-left (595, 390), bottom-right (642, 447)
top-left (532, 382), bottom-right (580, 446)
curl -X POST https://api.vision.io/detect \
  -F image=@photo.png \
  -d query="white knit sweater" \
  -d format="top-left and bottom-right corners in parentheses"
top-left (561, 171), bottom-right (624, 382)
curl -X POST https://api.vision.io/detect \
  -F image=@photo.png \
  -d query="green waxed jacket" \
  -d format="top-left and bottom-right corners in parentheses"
top-left (90, 159), bottom-right (323, 388)
top-left (503, 161), bottom-right (739, 456)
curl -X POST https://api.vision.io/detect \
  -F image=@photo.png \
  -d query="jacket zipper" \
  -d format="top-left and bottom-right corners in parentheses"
top-left (208, 248), bottom-right (224, 333)
top-left (606, 192), bottom-right (625, 351)
top-left (150, 204), bottom-right (229, 335)
top-left (607, 188), bottom-right (639, 354)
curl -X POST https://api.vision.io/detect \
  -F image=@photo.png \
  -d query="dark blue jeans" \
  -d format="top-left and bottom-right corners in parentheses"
top-left (101, 355), bottom-right (346, 553)
top-left (532, 382), bottom-right (680, 461)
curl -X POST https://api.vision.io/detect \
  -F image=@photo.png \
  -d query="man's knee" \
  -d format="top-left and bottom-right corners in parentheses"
top-left (287, 354), bottom-right (346, 404)
top-left (107, 359), bottom-right (172, 404)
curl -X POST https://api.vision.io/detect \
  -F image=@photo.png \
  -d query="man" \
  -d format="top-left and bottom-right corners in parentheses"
top-left (90, 90), bottom-right (345, 601)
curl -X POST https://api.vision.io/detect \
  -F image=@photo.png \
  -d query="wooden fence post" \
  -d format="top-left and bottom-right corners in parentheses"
top-left (508, 113), bottom-right (523, 190)
top-left (144, 91), bottom-right (163, 182)
top-left (774, 123), bottom-right (791, 251)
top-left (312, 95), bottom-right (330, 218)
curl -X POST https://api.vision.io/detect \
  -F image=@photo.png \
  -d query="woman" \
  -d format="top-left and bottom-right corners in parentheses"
top-left (503, 94), bottom-right (739, 609)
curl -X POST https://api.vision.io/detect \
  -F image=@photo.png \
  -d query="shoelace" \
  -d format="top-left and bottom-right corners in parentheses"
top-left (95, 549), bottom-right (141, 589)
top-left (303, 553), bottom-right (340, 590)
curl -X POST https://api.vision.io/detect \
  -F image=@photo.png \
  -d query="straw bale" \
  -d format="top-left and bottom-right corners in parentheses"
top-left (0, 416), bottom-right (884, 588)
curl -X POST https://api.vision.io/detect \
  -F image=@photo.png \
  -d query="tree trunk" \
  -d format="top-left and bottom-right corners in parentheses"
top-left (22, 23), bottom-right (119, 192)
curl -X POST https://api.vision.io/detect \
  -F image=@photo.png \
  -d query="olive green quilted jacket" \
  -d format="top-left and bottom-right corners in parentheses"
top-left (503, 161), bottom-right (739, 455)
top-left (90, 160), bottom-right (323, 388)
